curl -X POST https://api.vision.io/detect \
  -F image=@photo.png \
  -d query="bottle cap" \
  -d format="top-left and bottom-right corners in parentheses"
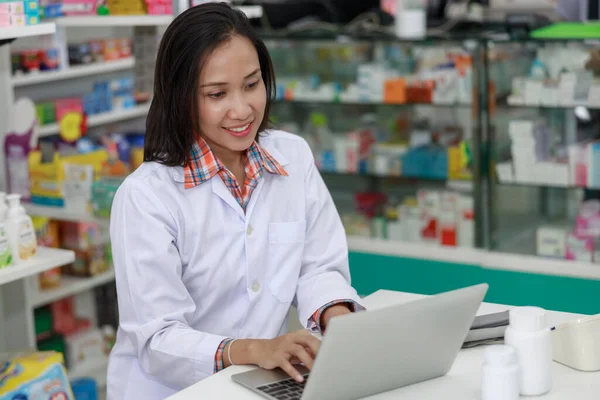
top-left (484, 345), bottom-right (518, 367)
top-left (6, 194), bottom-right (21, 207)
top-left (509, 306), bottom-right (547, 332)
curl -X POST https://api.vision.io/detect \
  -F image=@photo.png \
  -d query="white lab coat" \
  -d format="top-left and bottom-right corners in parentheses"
top-left (106, 130), bottom-right (363, 399)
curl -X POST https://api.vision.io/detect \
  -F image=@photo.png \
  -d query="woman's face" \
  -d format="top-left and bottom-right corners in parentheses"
top-left (198, 35), bottom-right (267, 156)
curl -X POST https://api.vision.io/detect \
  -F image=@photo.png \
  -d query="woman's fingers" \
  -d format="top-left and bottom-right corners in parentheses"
top-left (289, 344), bottom-right (314, 371)
top-left (295, 331), bottom-right (321, 358)
top-left (278, 357), bottom-right (305, 383)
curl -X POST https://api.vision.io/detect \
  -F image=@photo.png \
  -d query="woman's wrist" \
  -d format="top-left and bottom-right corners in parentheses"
top-left (223, 339), bottom-right (265, 368)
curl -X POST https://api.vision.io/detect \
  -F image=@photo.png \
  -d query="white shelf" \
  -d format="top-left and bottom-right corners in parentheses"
top-left (12, 58), bottom-right (135, 87)
top-left (36, 103), bottom-right (150, 137)
top-left (347, 237), bottom-right (600, 280)
top-left (0, 23), bottom-right (56, 41)
top-left (507, 96), bottom-right (600, 110)
top-left (0, 247), bottom-right (75, 286)
top-left (31, 268), bottom-right (115, 307)
top-left (24, 203), bottom-right (103, 223)
top-left (347, 237), bottom-right (483, 266)
top-left (68, 357), bottom-right (109, 388)
top-left (483, 252), bottom-right (600, 280)
top-left (54, 15), bottom-right (172, 27)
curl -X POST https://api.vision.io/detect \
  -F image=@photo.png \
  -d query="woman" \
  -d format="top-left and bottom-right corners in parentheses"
top-left (107, 3), bottom-right (363, 399)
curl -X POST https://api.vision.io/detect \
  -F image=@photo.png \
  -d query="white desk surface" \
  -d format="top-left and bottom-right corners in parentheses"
top-left (168, 290), bottom-right (599, 400)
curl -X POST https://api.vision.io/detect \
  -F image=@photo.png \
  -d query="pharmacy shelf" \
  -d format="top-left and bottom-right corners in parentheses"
top-left (0, 23), bottom-right (56, 41)
top-left (36, 103), bottom-right (150, 137)
top-left (506, 96), bottom-right (600, 110)
top-left (321, 170), bottom-right (472, 186)
top-left (68, 357), bottom-right (109, 388)
top-left (347, 237), bottom-right (483, 266)
top-left (0, 247), bottom-right (75, 286)
top-left (12, 57), bottom-right (135, 87)
top-left (276, 99), bottom-right (472, 107)
top-left (24, 203), bottom-right (104, 223)
top-left (31, 268), bottom-right (115, 307)
top-left (53, 15), bottom-right (172, 27)
top-left (347, 237), bottom-right (600, 280)
top-left (497, 182), bottom-right (595, 191)
top-left (483, 252), bottom-right (600, 280)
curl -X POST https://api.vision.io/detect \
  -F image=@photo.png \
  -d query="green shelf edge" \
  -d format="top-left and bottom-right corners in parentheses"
top-left (531, 22), bottom-right (600, 39)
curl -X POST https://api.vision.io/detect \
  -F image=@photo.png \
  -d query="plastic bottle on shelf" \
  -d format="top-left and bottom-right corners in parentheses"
top-left (305, 113), bottom-right (335, 171)
top-left (6, 194), bottom-right (37, 263)
top-left (504, 307), bottom-right (552, 396)
top-left (481, 345), bottom-right (520, 400)
top-left (0, 193), bottom-right (12, 268)
top-left (395, 0), bottom-right (426, 39)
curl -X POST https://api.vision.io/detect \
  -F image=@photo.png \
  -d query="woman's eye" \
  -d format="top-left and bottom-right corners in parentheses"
top-left (209, 92), bottom-right (225, 99)
top-left (247, 81), bottom-right (259, 89)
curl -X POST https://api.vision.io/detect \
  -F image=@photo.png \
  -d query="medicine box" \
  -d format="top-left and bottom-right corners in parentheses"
top-left (566, 232), bottom-right (594, 263)
top-left (536, 226), bottom-right (567, 259)
top-left (418, 189), bottom-right (440, 243)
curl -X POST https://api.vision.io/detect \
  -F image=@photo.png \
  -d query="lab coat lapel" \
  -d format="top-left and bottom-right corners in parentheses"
top-left (211, 176), bottom-right (245, 219)
top-left (244, 177), bottom-right (265, 221)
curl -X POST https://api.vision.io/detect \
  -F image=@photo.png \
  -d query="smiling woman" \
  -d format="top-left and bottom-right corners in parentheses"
top-left (108, 3), bottom-right (364, 400)
top-left (144, 4), bottom-right (276, 168)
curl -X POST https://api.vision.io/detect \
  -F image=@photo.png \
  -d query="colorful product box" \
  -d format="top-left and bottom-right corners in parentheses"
top-left (0, 13), bottom-right (25, 26)
top-left (418, 189), bottom-right (440, 243)
top-left (0, 0), bottom-right (37, 14)
top-left (566, 232), bottom-right (594, 263)
top-left (60, 221), bottom-right (102, 251)
top-left (588, 141), bottom-right (600, 189)
top-left (68, 43), bottom-right (93, 65)
top-left (0, 352), bottom-right (75, 400)
top-left (61, 0), bottom-right (95, 15)
top-left (103, 39), bottom-right (120, 61)
top-left (35, 102), bottom-right (56, 125)
top-left (42, 3), bottom-right (62, 17)
top-left (439, 191), bottom-right (458, 247)
top-left (568, 142), bottom-right (588, 187)
top-left (89, 39), bottom-right (104, 62)
top-left (575, 200), bottom-right (600, 237)
top-left (40, 48), bottom-right (59, 70)
top-left (0, 2), bottom-right (25, 14)
top-left (54, 97), bottom-right (83, 122)
top-left (117, 37), bottom-right (132, 58)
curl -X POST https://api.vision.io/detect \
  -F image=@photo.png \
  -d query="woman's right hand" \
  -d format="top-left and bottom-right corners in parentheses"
top-left (250, 330), bottom-right (321, 383)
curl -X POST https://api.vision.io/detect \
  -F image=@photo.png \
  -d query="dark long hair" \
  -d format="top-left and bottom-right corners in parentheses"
top-left (144, 2), bottom-right (276, 166)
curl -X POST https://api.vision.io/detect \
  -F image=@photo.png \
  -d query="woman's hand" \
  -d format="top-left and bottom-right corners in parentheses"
top-left (249, 330), bottom-right (321, 382)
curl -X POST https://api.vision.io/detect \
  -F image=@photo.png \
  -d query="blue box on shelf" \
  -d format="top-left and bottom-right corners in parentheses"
top-left (321, 150), bottom-right (336, 172)
top-left (401, 146), bottom-right (448, 180)
top-left (42, 4), bottom-right (62, 17)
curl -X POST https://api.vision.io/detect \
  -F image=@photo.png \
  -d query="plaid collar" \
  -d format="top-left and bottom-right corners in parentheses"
top-left (183, 137), bottom-right (288, 189)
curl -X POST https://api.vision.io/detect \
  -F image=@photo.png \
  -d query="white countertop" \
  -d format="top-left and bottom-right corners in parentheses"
top-left (168, 290), bottom-right (598, 400)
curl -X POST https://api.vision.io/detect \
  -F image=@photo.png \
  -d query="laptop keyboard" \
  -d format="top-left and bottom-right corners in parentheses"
top-left (256, 374), bottom-right (309, 400)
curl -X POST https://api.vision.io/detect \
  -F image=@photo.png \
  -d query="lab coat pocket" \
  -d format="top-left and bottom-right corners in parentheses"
top-left (267, 221), bottom-right (306, 303)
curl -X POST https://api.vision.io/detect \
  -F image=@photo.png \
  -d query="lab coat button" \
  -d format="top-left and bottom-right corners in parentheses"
top-left (246, 225), bottom-right (253, 236)
top-left (251, 280), bottom-right (261, 293)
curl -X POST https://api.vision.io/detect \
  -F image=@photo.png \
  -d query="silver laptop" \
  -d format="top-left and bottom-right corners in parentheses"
top-left (232, 283), bottom-right (488, 400)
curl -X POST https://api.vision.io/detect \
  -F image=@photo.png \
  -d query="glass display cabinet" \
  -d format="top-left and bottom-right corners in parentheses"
top-left (487, 38), bottom-right (600, 268)
top-left (264, 35), bottom-right (484, 251)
